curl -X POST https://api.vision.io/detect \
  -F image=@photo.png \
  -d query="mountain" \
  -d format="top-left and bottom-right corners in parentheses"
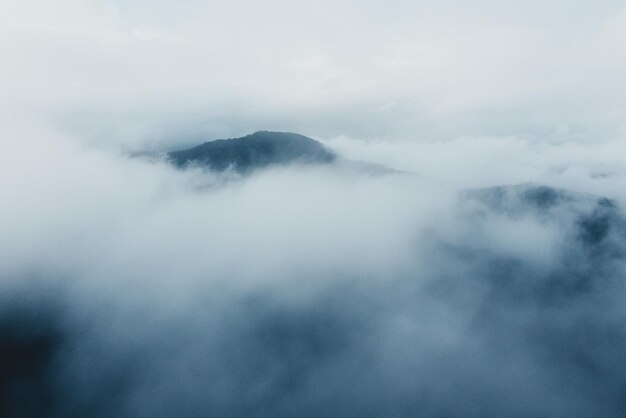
top-left (460, 183), bottom-right (625, 299)
top-left (168, 131), bottom-right (336, 173)
top-left (466, 183), bottom-right (624, 244)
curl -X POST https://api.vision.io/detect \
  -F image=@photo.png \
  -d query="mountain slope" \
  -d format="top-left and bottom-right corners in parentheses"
top-left (168, 131), bottom-right (336, 173)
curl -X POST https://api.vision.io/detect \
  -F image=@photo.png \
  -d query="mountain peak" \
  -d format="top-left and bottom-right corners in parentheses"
top-left (168, 131), bottom-right (335, 173)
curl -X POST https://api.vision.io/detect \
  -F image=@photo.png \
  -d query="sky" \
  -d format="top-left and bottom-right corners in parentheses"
top-left (2, 0), bottom-right (626, 146)
top-left (1, 1), bottom-right (626, 417)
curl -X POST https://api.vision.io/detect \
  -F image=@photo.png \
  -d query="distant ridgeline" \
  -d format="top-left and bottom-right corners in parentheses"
top-left (168, 131), bottom-right (336, 173)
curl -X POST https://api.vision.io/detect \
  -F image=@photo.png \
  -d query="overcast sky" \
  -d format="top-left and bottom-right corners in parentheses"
top-left (2, 2), bottom-right (626, 417)
top-left (2, 0), bottom-right (626, 147)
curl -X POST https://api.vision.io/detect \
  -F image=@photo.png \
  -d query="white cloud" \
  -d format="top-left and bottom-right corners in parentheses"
top-left (1, 0), bottom-right (625, 146)
top-left (2, 2), bottom-right (626, 416)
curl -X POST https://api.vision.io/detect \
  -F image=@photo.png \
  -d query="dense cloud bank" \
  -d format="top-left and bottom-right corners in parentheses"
top-left (1, 130), bottom-right (626, 417)
top-left (2, 0), bottom-right (626, 416)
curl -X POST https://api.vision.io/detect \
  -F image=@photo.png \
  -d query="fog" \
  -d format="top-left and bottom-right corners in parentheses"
top-left (3, 0), bottom-right (626, 145)
top-left (2, 1), bottom-right (626, 417)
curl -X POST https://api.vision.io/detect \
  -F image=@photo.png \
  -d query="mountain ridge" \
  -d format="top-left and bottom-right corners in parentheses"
top-left (168, 131), bottom-right (336, 173)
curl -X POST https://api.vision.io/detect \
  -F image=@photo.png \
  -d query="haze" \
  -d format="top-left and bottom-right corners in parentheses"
top-left (1, 1), bottom-right (626, 417)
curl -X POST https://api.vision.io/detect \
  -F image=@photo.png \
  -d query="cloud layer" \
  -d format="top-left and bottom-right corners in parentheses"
top-left (2, 127), bottom-right (626, 416)
top-left (2, 0), bottom-right (626, 145)
top-left (2, 1), bottom-right (626, 417)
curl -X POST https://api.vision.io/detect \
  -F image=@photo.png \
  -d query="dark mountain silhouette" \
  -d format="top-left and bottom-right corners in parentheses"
top-left (168, 131), bottom-right (336, 173)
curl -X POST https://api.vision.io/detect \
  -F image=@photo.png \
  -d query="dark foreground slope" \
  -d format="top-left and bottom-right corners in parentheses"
top-left (168, 131), bottom-right (335, 172)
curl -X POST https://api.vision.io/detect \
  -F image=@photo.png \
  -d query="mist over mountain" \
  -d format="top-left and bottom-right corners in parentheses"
top-left (168, 131), bottom-right (336, 173)
top-left (2, 160), bottom-right (626, 416)
top-left (3, 0), bottom-right (626, 416)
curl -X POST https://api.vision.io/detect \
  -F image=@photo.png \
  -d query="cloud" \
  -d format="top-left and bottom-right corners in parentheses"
top-left (2, 0), bottom-right (626, 146)
top-left (2, 1), bottom-right (626, 416)
top-left (1, 124), bottom-right (626, 416)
